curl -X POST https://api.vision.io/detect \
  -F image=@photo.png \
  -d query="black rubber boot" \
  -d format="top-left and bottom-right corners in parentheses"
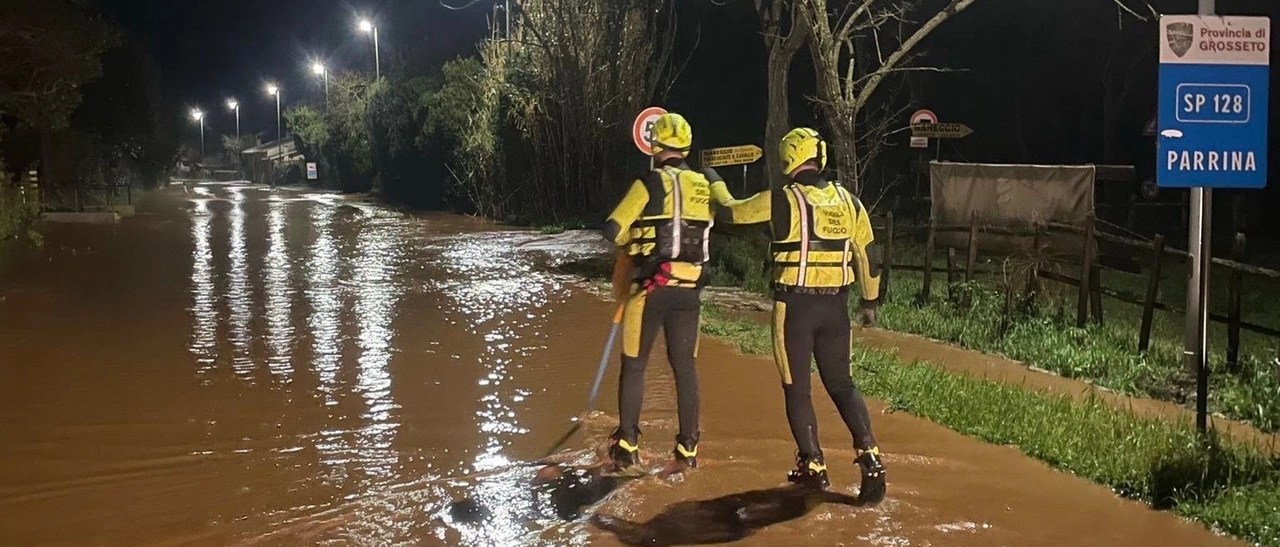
top-left (786, 454), bottom-right (830, 490)
top-left (856, 448), bottom-right (886, 505)
top-left (607, 428), bottom-right (640, 471)
top-left (662, 436), bottom-right (698, 476)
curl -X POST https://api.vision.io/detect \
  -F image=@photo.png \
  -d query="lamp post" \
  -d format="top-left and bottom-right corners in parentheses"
top-left (359, 19), bottom-right (380, 80)
top-left (190, 108), bottom-right (205, 161)
top-left (311, 62), bottom-right (329, 107)
top-left (226, 99), bottom-right (240, 141)
top-left (266, 84), bottom-right (282, 186)
top-left (227, 99), bottom-right (241, 177)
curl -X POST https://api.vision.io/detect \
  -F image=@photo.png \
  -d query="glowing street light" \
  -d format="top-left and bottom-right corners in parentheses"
top-left (226, 99), bottom-right (242, 176)
top-left (311, 61), bottom-right (330, 105)
top-left (190, 108), bottom-right (205, 160)
top-left (266, 84), bottom-right (282, 171)
top-left (358, 18), bottom-right (381, 80)
top-left (226, 99), bottom-right (240, 143)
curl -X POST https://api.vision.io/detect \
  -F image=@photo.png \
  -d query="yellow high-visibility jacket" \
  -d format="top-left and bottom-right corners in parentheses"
top-left (603, 160), bottom-right (761, 287)
top-left (713, 170), bottom-right (879, 299)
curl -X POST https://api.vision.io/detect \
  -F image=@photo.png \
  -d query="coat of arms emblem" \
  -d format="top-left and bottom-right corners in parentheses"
top-left (1167, 22), bottom-right (1194, 57)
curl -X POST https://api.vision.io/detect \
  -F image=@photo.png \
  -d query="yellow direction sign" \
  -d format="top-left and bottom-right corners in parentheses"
top-left (912, 122), bottom-right (972, 139)
top-left (700, 144), bottom-right (763, 168)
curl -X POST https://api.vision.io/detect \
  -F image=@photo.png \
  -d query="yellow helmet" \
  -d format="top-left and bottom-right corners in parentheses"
top-left (780, 127), bottom-right (827, 174)
top-left (650, 113), bottom-right (693, 156)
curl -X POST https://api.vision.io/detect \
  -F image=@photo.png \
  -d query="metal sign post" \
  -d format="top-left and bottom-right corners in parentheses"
top-left (1156, 2), bottom-right (1270, 433)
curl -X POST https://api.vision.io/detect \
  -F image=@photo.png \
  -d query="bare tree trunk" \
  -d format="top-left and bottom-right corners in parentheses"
top-left (757, 0), bottom-right (809, 185)
top-left (800, 0), bottom-right (979, 196)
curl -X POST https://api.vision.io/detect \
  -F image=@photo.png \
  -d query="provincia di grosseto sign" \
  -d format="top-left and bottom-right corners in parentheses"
top-left (1157, 15), bottom-right (1270, 189)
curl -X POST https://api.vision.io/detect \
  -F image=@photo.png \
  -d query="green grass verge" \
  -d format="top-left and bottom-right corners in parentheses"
top-left (700, 235), bottom-right (1280, 433)
top-left (698, 304), bottom-right (1280, 546)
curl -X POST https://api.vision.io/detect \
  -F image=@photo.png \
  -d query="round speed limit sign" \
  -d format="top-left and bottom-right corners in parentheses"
top-left (632, 106), bottom-right (667, 156)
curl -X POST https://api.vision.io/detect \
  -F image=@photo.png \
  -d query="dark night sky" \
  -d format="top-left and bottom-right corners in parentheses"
top-left (99, 0), bottom-right (488, 138)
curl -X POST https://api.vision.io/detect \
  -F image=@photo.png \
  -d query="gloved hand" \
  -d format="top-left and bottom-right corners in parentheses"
top-left (854, 299), bottom-right (878, 328)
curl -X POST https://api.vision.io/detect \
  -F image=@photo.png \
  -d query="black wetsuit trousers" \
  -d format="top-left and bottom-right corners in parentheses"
top-left (616, 286), bottom-right (701, 447)
top-left (772, 290), bottom-right (877, 460)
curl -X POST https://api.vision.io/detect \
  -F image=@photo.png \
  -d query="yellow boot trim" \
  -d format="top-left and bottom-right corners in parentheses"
top-left (858, 446), bottom-right (880, 457)
top-left (676, 443), bottom-right (698, 458)
top-left (807, 460), bottom-right (827, 473)
top-left (772, 301), bottom-right (793, 384)
top-left (616, 439), bottom-right (640, 453)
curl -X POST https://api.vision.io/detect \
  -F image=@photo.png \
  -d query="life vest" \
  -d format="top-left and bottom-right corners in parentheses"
top-left (627, 166), bottom-right (715, 266)
top-left (771, 182), bottom-right (863, 288)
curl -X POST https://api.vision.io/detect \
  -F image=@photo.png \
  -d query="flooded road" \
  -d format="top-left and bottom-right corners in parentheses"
top-left (0, 183), bottom-right (1245, 546)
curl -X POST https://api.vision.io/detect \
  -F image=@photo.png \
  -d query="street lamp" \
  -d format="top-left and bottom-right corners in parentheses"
top-left (190, 108), bottom-right (205, 160)
top-left (227, 99), bottom-right (241, 176)
top-left (311, 61), bottom-right (330, 106)
top-left (226, 99), bottom-right (240, 143)
top-left (266, 84), bottom-right (282, 169)
top-left (358, 19), bottom-right (380, 80)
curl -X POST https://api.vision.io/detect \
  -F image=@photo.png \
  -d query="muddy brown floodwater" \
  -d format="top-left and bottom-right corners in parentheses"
top-left (0, 183), bottom-right (1247, 546)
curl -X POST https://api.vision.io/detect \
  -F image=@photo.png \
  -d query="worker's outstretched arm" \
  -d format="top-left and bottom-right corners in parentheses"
top-left (704, 168), bottom-right (771, 225)
top-left (603, 180), bottom-right (649, 247)
top-left (848, 194), bottom-right (881, 303)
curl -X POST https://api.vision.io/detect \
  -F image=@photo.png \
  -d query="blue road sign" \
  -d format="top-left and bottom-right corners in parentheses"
top-left (1157, 15), bottom-right (1270, 189)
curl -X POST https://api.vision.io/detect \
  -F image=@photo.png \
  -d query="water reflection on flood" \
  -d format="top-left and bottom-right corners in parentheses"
top-left (227, 186), bottom-right (253, 376)
top-left (189, 199), bottom-right (217, 374)
top-left (351, 211), bottom-right (403, 482)
top-left (426, 232), bottom-right (573, 546)
top-left (435, 233), bottom-right (556, 475)
top-left (308, 204), bottom-right (342, 402)
top-left (265, 201), bottom-right (294, 380)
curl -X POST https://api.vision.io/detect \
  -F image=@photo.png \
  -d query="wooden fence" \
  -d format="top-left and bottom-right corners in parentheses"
top-left (873, 212), bottom-right (1280, 368)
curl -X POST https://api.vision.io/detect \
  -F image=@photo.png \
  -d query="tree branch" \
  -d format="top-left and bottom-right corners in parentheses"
top-left (854, 0), bottom-right (976, 108)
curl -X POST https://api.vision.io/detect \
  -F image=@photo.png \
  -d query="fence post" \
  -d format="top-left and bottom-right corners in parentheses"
top-left (920, 220), bottom-right (935, 304)
top-left (1139, 234), bottom-right (1166, 353)
top-left (947, 247), bottom-right (957, 299)
top-left (966, 211), bottom-right (979, 282)
top-left (1027, 222), bottom-right (1044, 297)
top-left (1077, 213), bottom-right (1095, 328)
top-left (882, 212), bottom-right (895, 302)
top-left (1090, 259), bottom-right (1104, 325)
top-left (999, 282), bottom-right (1015, 337)
top-left (1227, 232), bottom-right (1246, 373)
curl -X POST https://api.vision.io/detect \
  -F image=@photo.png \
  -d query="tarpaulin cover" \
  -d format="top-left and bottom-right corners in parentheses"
top-left (930, 161), bottom-right (1096, 258)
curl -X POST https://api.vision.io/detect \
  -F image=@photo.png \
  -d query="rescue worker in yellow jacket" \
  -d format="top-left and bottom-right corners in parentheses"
top-left (601, 112), bottom-right (757, 474)
top-left (712, 127), bottom-right (885, 502)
